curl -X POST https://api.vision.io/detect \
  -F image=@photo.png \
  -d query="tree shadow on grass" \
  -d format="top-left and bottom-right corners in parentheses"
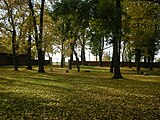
top-left (0, 67), bottom-right (160, 119)
top-left (0, 91), bottom-right (72, 120)
top-left (121, 68), bottom-right (160, 76)
top-left (0, 77), bottom-right (79, 119)
top-left (0, 76), bottom-right (73, 93)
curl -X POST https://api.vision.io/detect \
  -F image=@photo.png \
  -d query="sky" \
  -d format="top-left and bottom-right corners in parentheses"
top-left (47, 45), bottom-right (113, 63)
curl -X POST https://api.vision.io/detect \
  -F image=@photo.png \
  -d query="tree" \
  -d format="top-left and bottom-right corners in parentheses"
top-left (43, 13), bottom-right (60, 64)
top-left (123, 0), bottom-right (160, 71)
top-left (135, 0), bottom-right (160, 4)
top-left (26, 23), bottom-right (32, 70)
top-left (28, 0), bottom-right (45, 73)
top-left (1, 0), bottom-right (29, 71)
top-left (26, 13), bottom-right (33, 70)
top-left (89, 19), bottom-right (107, 67)
top-left (51, 0), bottom-right (91, 71)
top-left (39, 0), bottom-right (45, 72)
top-left (2, 0), bottom-right (18, 71)
top-left (112, 0), bottom-right (123, 79)
top-left (95, 0), bottom-right (123, 78)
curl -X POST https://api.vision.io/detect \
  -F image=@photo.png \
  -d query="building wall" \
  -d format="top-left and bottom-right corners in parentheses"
top-left (0, 53), bottom-right (50, 66)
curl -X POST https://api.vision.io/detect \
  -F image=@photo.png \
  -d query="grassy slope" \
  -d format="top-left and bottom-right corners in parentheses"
top-left (0, 66), bottom-right (159, 120)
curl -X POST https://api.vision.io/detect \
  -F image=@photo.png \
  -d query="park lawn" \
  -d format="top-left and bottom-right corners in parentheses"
top-left (0, 66), bottom-right (159, 120)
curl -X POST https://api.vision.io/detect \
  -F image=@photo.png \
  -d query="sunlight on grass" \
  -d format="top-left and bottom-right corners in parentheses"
top-left (0, 66), bottom-right (159, 119)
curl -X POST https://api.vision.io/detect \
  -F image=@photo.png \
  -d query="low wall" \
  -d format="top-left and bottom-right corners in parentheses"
top-left (31, 60), bottom-right (50, 65)
top-left (72, 61), bottom-right (160, 68)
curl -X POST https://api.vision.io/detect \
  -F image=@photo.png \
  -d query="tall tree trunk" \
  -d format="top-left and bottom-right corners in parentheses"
top-left (121, 41), bottom-right (126, 67)
top-left (112, 35), bottom-right (122, 79)
top-left (150, 50), bottom-right (155, 71)
top-left (99, 50), bottom-right (103, 67)
top-left (69, 52), bottom-right (73, 69)
top-left (61, 54), bottom-right (65, 68)
top-left (112, 0), bottom-right (122, 79)
top-left (27, 33), bottom-right (32, 70)
top-left (95, 52), bottom-right (98, 62)
top-left (135, 48), bottom-right (141, 73)
top-left (81, 39), bottom-right (86, 65)
top-left (144, 56), bottom-right (147, 69)
top-left (69, 43), bottom-right (74, 69)
top-left (128, 41), bottom-right (132, 68)
top-left (61, 40), bottom-right (65, 68)
top-left (73, 50), bottom-right (80, 72)
top-left (12, 29), bottom-right (18, 71)
top-left (37, 50), bottom-right (45, 72)
top-left (4, 0), bottom-right (18, 71)
top-left (38, 0), bottom-right (45, 73)
top-left (29, 0), bottom-right (45, 73)
top-left (99, 37), bottom-right (104, 67)
top-left (149, 24), bottom-right (158, 71)
top-left (110, 47), bottom-right (114, 73)
top-left (79, 35), bottom-right (86, 65)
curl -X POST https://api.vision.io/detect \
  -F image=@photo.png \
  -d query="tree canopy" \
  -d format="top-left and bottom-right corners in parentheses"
top-left (0, 0), bottom-right (160, 78)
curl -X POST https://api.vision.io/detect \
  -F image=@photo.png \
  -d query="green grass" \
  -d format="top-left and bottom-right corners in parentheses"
top-left (0, 66), bottom-right (159, 120)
